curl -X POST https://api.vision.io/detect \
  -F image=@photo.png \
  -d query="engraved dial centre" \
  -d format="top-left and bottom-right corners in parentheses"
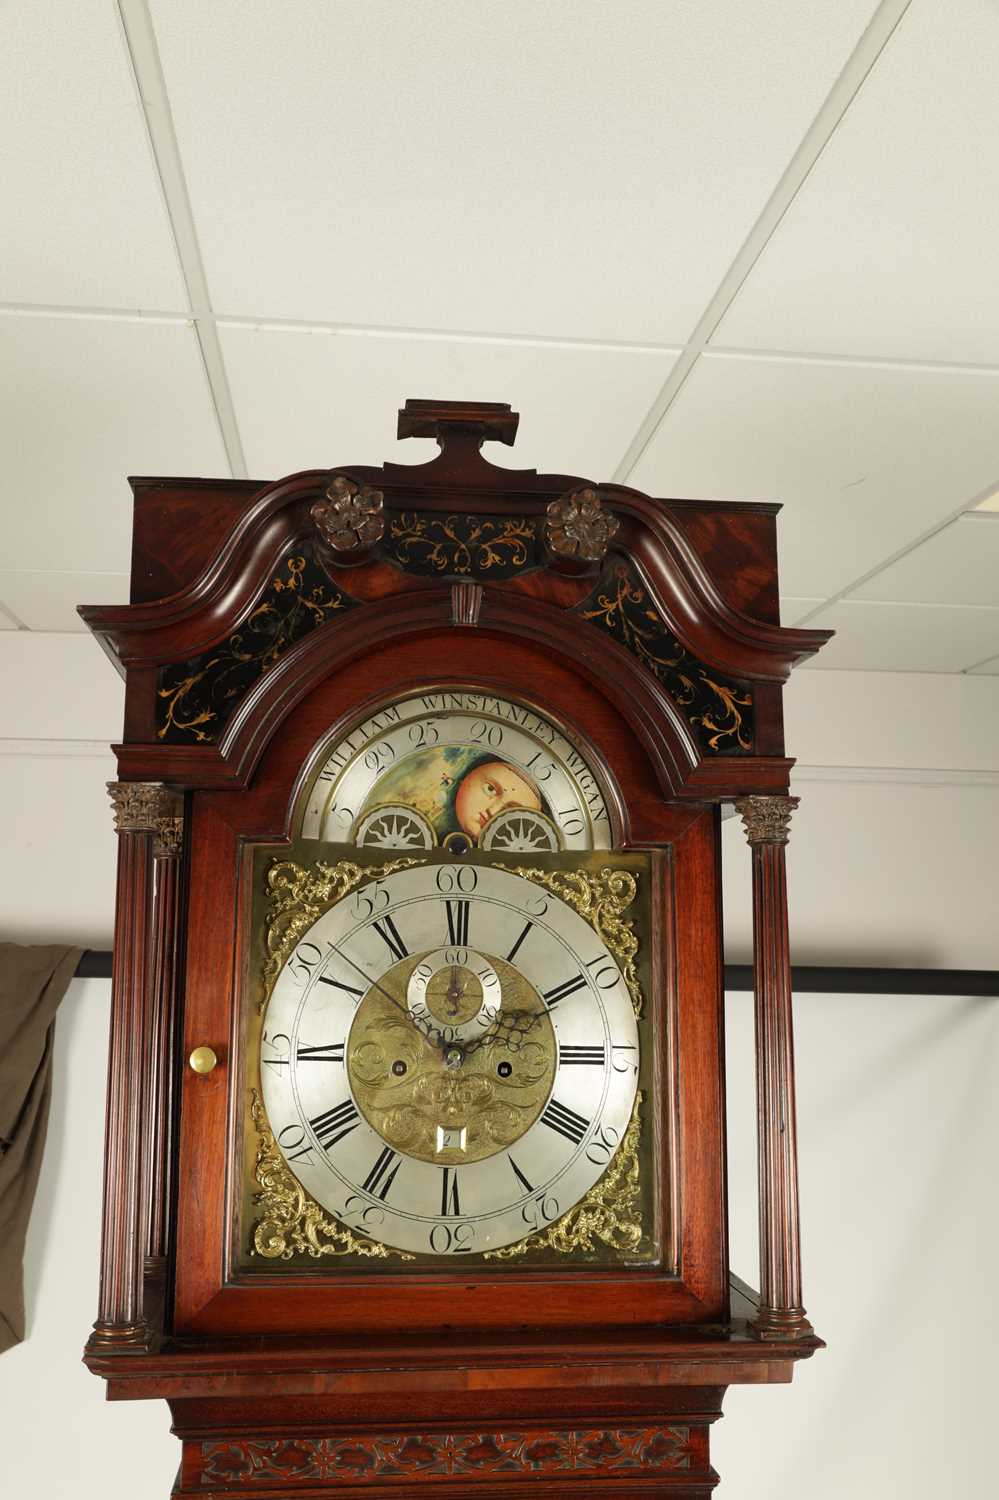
top-left (347, 954), bottom-right (556, 1166)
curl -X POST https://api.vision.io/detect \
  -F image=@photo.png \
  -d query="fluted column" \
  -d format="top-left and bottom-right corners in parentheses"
top-left (144, 796), bottom-right (184, 1276)
top-left (735, 795), bottom-right (813, 1341)
top-left (88, 782), bottom-right (173, 1350)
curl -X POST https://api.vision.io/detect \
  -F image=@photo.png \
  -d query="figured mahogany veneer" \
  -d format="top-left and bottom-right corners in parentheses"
top-left (80, 399), bottom-right (826, 1499)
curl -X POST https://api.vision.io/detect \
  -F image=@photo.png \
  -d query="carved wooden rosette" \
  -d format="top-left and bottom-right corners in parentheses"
top-left (735, 795), bottom-right (812, 1340)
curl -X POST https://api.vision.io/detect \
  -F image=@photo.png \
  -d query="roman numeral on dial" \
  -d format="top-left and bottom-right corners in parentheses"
top-left (440, 1167), bottom-right (461, 1216)
top-left (372, 914), bottom-right (408, 961)
top-left (444, 899), bottom-right (470, 946)
top-left (309, 1099), bottom-right (360, 1151)
top-left (297, 1041), bottom-right (345, 1063)
top-left (362, 1146), bottom-right (401, 1201)
top-left (506, 921), bottom-right (533, 963)
top-left (541, 1098), bottom-right (590, 1145)
top-left (558, 1043), bottom-right (606, 1066)
top-left (316, 974), bottom-right (364, 999)
top-left (543, 973), bottom-right (587, 1009)
top-left (507, 1155), bottom-right (534, 1194)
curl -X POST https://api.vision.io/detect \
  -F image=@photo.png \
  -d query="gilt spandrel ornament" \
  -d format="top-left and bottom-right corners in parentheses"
top-left (249, 1090), bottom-right (412, 1262)
top-left (260, 855), bottom-right (423, 1008)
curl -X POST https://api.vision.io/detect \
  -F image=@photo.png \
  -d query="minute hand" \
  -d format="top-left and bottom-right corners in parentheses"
top-left (326, 941), bottom-right (441, 1049)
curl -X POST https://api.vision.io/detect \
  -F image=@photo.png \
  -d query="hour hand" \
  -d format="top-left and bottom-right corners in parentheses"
top-left (465, 1006), bottom-right (541, 1054)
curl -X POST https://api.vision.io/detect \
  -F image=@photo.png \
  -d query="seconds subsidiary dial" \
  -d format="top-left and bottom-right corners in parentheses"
top-left (260, 861), bottom-right (640, 1258)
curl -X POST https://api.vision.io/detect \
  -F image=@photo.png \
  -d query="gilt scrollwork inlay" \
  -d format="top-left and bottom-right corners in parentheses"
top-left (156, 544), bottom-right (355, 745)
top-left (387, 512), bottom-right (537, 577)
top-left (576, 561), bottom-right (754, 753)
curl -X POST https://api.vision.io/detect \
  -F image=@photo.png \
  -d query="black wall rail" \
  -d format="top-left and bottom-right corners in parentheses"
top-left (73, 950), bottom-right (999, 996)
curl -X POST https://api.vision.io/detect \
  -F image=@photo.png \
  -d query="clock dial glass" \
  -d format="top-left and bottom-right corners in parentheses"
top-left (258, 860), bottom-right (644, 1258)
top-left (300, 690), bottom-right (613, 852)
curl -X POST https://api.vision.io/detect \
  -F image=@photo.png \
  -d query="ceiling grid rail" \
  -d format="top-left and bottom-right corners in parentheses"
top-left (611, 0), bottom-right (914, 486)
top-left (116, 0), bottom-right (248, 478)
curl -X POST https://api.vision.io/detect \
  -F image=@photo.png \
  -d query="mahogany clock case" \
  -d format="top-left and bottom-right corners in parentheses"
top-left (173, 648), bottom-right (729, 1338)
top-left (80, 402), bottom-right (827, 1500)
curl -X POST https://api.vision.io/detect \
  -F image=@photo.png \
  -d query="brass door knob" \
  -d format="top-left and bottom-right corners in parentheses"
top-left (188, 1045), bottom-right (219, 1075)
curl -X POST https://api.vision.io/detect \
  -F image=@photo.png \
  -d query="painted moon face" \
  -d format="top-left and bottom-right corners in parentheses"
top-left (301, 690), bottom-right (612, 851)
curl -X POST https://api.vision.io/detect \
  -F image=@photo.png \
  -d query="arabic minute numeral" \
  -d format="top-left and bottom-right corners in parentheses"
top-left (435, 865), bottom-right (478, 894)
top-left (521, 1193), bottom-right (560, 1228)
top-left (262, 1030), bottom-right (291, 1070)
top-left (288, 941), bottom-right (324, 983)
top-left (277, 1123), bottom-right (316, 1165)
top-left (586, 1122), bottom-right (621, 1166)
top-left (540, 1098), bottom-right (590, 1145)
top-left (429, 1221), bottom-right (474, 1254)
top-left (584, 954), bottom-right (620, 989)
top-left (309, 1099), bottom-right (360, 1151)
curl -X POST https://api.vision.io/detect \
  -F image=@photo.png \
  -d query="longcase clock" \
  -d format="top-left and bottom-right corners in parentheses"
top-left (81, 399), bottom-right (830, 1499)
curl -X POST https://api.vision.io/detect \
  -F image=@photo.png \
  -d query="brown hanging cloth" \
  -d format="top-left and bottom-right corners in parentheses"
top-left (0, 943), bottom-right (81, 1353)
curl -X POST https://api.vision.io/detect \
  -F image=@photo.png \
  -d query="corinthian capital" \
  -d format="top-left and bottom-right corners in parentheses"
top-left (734, 794), bottom-right (799, 847)
top-left (107, 782), bottom-right (181, 839)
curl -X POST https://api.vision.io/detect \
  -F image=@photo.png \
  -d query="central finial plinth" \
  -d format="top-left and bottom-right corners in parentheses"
top-left (397, 398), bottom-right (520, 450)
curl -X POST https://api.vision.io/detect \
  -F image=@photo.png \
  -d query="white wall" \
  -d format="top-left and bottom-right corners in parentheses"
top-left (1, 634), bottom-right (997, 1496)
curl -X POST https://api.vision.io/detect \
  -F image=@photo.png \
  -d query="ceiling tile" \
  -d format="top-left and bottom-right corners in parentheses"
top-left (152, 0), bottom-right (878, 341)
top-left (968, 654), bottom-right (999, 676)
top-left (851, 515), bottom-right (999, 607)
top-left (220, 325), bottom-right (679, 480)
top-left (0, 633), bottom-right (124, 741)
top-left (716, 3), bottom-right (999, 364)
top-left (1, 0), bottom-right (186, 311)
top-left (0, 314), bottom-right (229, 574)
top-left (629, 352), bottom-right (999, 599)
top-left (0, 571), bottom-right (130, 632)
top-left (801, 600), bottom-right (999, 674)
top-left (780, 597), bottom-right (825, 625)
